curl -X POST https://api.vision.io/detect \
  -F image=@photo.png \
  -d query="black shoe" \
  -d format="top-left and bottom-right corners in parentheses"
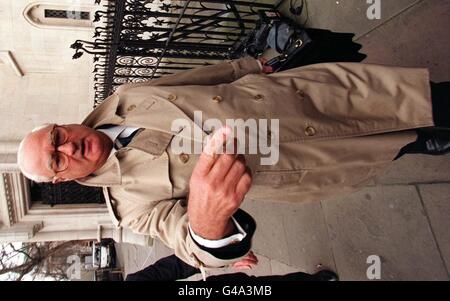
top-left (313, 270), bottom-right (339, 281)
top-left (414, 128), bottom-right (450, 156)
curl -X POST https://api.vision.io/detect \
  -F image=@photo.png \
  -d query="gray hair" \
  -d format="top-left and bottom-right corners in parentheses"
top-left (17, 123), bottom-right (54, 183)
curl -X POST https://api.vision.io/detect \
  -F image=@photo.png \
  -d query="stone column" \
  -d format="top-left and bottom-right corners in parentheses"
top-left (0, 140), bottom-right (20, 172)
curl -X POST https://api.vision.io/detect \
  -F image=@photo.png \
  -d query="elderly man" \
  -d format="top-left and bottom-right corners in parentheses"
top-left (18, 57), bottom-right (449, 269)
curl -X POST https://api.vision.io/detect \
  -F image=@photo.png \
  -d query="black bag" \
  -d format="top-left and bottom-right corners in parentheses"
top-left (231, 10), bottom-right (312, 71)
top-left (265, 20), bottom-right (312, 72)
top-left (231, 10), bottom-right (366, 72)
top-left (230, 11), bottom-right (273, 57)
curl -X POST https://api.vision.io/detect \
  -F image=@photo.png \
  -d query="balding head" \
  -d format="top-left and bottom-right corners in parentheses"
top-left (18, 124), bottom-right (54, 182)
top-left (18, 123), bottom-right (113, 183)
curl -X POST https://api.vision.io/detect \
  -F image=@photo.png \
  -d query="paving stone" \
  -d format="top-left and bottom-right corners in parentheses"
top-left (282, 202), bottom-right (336, 274)
top-left (419, 184), bottom-right (450, 275)
top-left (241, 253), bottom-right (272, 277)
top-left (114, 242), bottom-right (154, 277)
top-left (359, 0), bottom-right (450, 81)
top-left (242, 198), bottom-right (335, 273)
top-left (241, 199), bottom-right (291, 264)
top-left (278, 0), bottom-right (420, 37)
top-left (153, 238), bottom-right (175, 260)
top-left (322, 185), bottom-right (449, 280)
top-left (375, 155), bottom-right (450, 185)
top-left (270, 259), bottom-right (304, 276)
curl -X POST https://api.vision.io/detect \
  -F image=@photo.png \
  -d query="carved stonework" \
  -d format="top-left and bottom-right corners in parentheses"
top-left (0, 221), bottom-right (44, 242)
top-left (0, 172), bottom-right (31, 226)
top-left (3, 174), bottom-right (16, 226)
top-left (0, 171), bottom-right (44, 242)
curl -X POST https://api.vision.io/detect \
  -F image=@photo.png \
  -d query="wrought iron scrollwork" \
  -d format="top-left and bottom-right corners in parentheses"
top-left (72, 0), bottom-right (275, 106)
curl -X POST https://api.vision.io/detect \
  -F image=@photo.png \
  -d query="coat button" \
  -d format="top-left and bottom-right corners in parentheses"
top-left (212, 96), bottom-right (223, 103)
top-left (179, 153), bottom-right (190, 164)
top-left (305, 126), bottom-right (316, 136)
top-left (167, 94), bottom-right (177, 102)
top-left (253, 94), bottom-right (264, 102)
top-left (127, 104), bottom-right (137, 112)
top-left (296, 90), bottom-right (305, 97)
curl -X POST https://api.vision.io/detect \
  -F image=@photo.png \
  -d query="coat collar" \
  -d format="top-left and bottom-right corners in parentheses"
top-left (82, 93), bottom-right (124, 129)
top-left (81, 89), bottom-right (206, 143)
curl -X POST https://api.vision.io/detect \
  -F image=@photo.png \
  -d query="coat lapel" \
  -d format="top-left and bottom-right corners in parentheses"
top-left (76, 155), bottom-right (122, 187)
top-left (82, 92), bottom-right (206, 145)
top-left (124, 97), bottom-right (206, 143)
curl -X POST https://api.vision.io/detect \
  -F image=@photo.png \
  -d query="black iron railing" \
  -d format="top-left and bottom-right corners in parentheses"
top-left (71, 0), bottom-right (276, 106)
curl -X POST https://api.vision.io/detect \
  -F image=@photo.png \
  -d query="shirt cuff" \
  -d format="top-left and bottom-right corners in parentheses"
top-left (189, 217), bottom-right (247, 249)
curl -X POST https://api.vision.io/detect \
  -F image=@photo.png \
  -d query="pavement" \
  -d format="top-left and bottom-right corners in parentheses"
top-left (115, 0), bottom-right (450, 281)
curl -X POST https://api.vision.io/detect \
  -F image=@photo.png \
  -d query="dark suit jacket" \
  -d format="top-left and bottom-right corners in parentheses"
top-left (125, 253), bottom-right (324, 281)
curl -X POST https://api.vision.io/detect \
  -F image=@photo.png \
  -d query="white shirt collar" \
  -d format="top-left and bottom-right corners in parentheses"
top-left (97, 125), bottom-right (139, 157)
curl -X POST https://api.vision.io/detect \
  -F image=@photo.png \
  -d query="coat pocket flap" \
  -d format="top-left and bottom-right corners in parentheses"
top-left (253, 169), bottom-right (307, 186)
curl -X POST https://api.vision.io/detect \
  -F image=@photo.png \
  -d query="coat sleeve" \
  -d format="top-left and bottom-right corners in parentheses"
top-left (115, 57), bottom-right (262, 92)
top-left (111, 189), bottom-right (256, 269)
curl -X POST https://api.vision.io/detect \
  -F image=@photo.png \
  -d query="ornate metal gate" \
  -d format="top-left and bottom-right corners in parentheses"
top-left (71, 0), bottom-right (276, 105)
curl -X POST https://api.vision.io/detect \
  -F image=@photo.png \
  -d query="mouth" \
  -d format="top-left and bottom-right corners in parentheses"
top-left (83, 139), bottom-right (88, 157)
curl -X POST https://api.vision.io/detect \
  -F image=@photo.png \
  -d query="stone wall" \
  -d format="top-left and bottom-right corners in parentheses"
top-left (0, 0), bottom-right (97, 142)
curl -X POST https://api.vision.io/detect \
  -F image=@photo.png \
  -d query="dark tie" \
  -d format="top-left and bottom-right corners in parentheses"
top-left (115, 129), bottom-right (140, 149)
top-left (96, 124), bottom-right (140, 149)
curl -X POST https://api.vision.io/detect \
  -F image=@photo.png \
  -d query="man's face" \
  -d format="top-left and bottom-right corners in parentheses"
top-left (22, 124), bottom-right (112, 182)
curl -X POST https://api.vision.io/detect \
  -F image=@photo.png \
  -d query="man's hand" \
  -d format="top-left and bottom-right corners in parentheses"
top-left (232, 251), bottom-right (258, 270)
top-left (258, 57), bottom-right (274, 74)
top-left (187, 127), bottom-right (253, 240)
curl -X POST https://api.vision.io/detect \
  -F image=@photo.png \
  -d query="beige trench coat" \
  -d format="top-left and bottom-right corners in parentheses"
top-left (78, 57), bottom-right (434, 268)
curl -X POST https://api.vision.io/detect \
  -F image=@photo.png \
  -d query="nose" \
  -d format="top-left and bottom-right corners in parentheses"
top-left (57, 141), bottom-right (78, 156)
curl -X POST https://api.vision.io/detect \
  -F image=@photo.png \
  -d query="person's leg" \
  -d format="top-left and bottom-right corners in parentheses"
top-left (395, 82), bottom-right (449, 159)
top-left (430, 82), bottom-right (450, 128)
top-left (206, 270), bottom-right (338, 281)
top-left (250, 270), bottom-right (338, 281)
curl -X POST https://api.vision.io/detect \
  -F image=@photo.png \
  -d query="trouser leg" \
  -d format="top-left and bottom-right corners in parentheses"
top-left (430, 81), bottom-right (450, 128)
top-left (206, 270), bottom-right (338, 281)
top-left (395, 81), bottom-right (450, 159)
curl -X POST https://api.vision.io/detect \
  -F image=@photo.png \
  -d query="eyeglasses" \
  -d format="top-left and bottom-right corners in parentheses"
top-left (49, 124), bottom-right (70, 174)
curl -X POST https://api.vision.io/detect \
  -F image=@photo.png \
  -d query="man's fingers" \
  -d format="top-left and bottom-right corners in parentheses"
top-left (194, 126), bottom-right (232, 176)
top-left (194, 151), bottom-right (217, 177)
top-left (235, 170), bottom-right (252, 198)
top-left (246, 251), bottom-right (258, 262)
top-left (237, 258), bottom-right (258, 266)
top-left (203, 126), bottom-right (232, 156)
top-left (233, 264), bottom-right (252, 270)
top-left (208, 138), bottom-right (239, 180)
top-left (232, 256), bottom-right (258, 270)
top-left (208, 153), bottom-right (237, 180)
top-left (224, 155), bottom-right (246, 187)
